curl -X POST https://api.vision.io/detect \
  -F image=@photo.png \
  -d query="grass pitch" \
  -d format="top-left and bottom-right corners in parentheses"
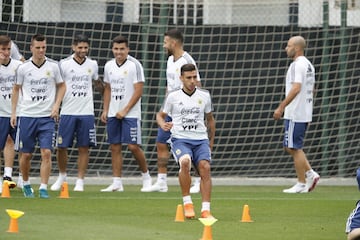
top-left (0, 184), bottom-right (357, 240)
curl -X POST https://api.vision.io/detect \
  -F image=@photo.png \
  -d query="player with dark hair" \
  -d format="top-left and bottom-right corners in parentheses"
top-left (100, 35), bottom-right (152, 192)
top-left (11, 34), bottom-right (66, 198)
top-left (143, 28), bottom-right (202, 193)
top-left (51, 34), bottom-right (99, 192)
top-left (157, 63), bottom-right (215, 219)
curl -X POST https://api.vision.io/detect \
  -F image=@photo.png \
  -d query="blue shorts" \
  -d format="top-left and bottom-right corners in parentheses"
top-left (346, 201), bottom-right (360, 233)
top-left (57, 115), bottom-right (96, 148)
top-left (171, 138), bottom-right (211, 167)
top-left (16, 117), bottom-right (55, 153)
top-left (156, 115), bottom-right (172, 144)
top-left (0, 117), bottom-right (16, 149)
top-left (283, 119), bottom-right (308, 149)
top-left (106, 117), bottom-right (142, 145)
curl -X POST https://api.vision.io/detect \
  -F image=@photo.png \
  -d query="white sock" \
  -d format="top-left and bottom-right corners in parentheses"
top-left (39, 183), bottom-right (47, 190)
top-left (59, 172), bottom-right (67, 181)
top-left (305, 169), bottom-right (314, 178)
top-left (76, 178), bottom-right (84, 186)
top-left (201, 202), bottom-right (210, 212)
top-left (158, 173), bottom-right (167, 183)
top-left (183, 195), bottom-right (192, 205)
top-left (113, 177), bottom-right (122, 187)
top-left (4, 167), bottom-right (12, 178)
top-left (23, 180), bottom-right (30, 185)
top-left (141, 170), bottom-right (151, 180)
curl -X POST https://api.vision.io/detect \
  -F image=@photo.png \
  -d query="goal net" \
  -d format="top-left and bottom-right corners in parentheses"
top-left (1, 0), bottom-right (359, 179)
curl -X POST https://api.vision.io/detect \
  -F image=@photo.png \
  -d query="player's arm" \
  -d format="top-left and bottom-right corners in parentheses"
top-left (273, 82), bottom-right (301, 120)
top-left (101, 82), bottom-right (111, 123)
top-left (10, 84), bottom-right (21, 128)
top-left (156, 111), bottom-right (173, 131)
top-left (93, 78), bottom-right (105, 95)
top-left (51, 82), bottom-right (66, 121)
top-left (115, 82), bottom-right (143, 119)
top-left (206, 112), bottom-right (215, 151)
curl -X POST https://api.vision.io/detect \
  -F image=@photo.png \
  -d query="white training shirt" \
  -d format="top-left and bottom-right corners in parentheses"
top-left (284, 56), bottom-right (315, 122)
top-left (16, 57), bottom-right (64, 117)
top-left (59, 55), bottom-right (99, 115)
top-left (104, 55), bottom-right (145, 119)
top-left (166, 51), bottom-right (200, 92)
top-left (162, 88), bottom-right (213, 140)
top-left (0, 59), bottom-right (22, 116)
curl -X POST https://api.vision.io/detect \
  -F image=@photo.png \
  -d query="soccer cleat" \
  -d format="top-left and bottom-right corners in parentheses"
top-left (306, 171), bottom-right (320, 192)
top-left (190, 182), bottom-right (200, 194)
top-left (3, 176), bottom-right (16, 189)
top-left (39, 189), bottom-right (49, 198)
top-left (201, 210), bottom-right (215, 219)
top-left (50, 177), bottom-right (64, 191)
top-left (141, 181), bottom-right (168, 192)
top-left (140, 178), bottom-right (153, 192)
top-left (283, 182), bottom-right (308, 193)
top-left (74, 179), bottom-right (84, 192)
top-left (184, 203), bottom-right (195, 219)
top-left (23, 184), bottom-right (34, 198)
top-left (100, 183), bottom-right (124, 192)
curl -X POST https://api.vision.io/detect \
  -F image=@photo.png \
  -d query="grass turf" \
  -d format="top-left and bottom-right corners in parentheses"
top-left (0, 185), bottom-right (358, 240)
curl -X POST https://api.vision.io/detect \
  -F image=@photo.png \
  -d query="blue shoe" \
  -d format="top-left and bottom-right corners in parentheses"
top-left (39, 189), bottom-right (49, 199)
top-left (356, 168), bottom-right (360, 190)
top-left (23, 185), bottom-right (34, 198)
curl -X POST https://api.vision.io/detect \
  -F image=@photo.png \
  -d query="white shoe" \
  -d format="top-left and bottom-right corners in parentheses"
top-left (190, 182), bottom-right (200, 193)
top-left (141, 178), bottom-right (152, 192)
top-left (283, 182), bottom-right (308, 193)
top-left (74, 181), bottom-right (84, 192)
top-left (50, 177), bottom-right (64, 191)
top-left (306, 171), bottom-right (320, 192)
top-left (141, 181), bottom-right (168, 192)
top-left (100, 183), bottom-right (124, 192)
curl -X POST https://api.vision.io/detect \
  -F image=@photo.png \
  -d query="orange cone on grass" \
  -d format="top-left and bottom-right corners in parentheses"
top-left (241, 204), bottom-right (253, 222)
top-left (175, 204), bottom-right (185, 222)
top-left (6, 209), bottom-right (24, 233)
top-left (1, 181), bottom-right (10, 198)
top-left (199, 217), bottom-right (218, 240)
top-left (59, 182), bottom-right (69, 198)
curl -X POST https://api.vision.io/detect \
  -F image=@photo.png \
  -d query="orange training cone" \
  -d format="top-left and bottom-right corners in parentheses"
top-left (1, 181), bottom-right (10, 198)
top-left (6, 209), bottom-right (24, 233)
top-left (241, 204), bottom-right (253, 222)
top-left (175, 204), bottom-right (185, 222)
top-left (59, 182), bottom-right (69, 198)
top-left (200, 225), bottom-right (213, 240)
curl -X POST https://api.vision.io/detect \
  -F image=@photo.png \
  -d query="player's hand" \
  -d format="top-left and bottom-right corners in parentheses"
top-left (115, 110), bottom-right (127, 119)
top-left (10, 115), bottom-right (16, 128)
top-left (100, 112), bottom-right (107, 123)
top-left (273, 107), bottom-right (283, 120)
top-left (161, 122), bottom-right (173, 131)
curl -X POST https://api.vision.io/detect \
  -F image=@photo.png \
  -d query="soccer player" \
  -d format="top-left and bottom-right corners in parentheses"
top-left (10, 41), bottom-right (25, 62)
top-left (157, 63), bottom-right (216, 219)
top-left (100, 35), bottom-right (152, 192)
top-left (11, 34), bottom-right (66, 198)
top-left (143, 28), bottom-right (202, 193)
top-left (273, 35), bottom-right (320, 193)
top-left (51, 34), bottom-right (99, 192)
top-left (345, 168), bottom-right (360, 240)
top-left (0, 35), bottom-right (23, 193)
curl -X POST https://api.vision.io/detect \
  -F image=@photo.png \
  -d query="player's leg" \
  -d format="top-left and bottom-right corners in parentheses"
top-left (194, 140), bottom-right (214, 219)
top-left (101, 117), bottom-right (123, 192)
top-left (37, 117), bottom-right (56, 198)
top-left (52, 115), bottom-right (75, 191)
top-left (74, 115), bottom-right (96, 192)
top-left (122, 118), bottom-right (151, 191)
top-left (3, 136), bottom-right (16, 187)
